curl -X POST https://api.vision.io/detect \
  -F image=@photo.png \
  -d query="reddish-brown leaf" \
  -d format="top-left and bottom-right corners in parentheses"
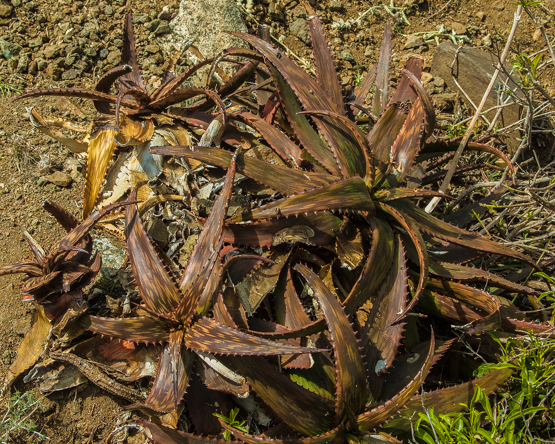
top-left (83, 316), bottom-right (171, 344)
top-left (371, 24), bottom-right (391, 117)
top-left (139, 420), bottom-right (224, 444)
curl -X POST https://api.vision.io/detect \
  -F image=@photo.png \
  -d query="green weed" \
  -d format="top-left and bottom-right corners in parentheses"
top-left (0, 391), bottom-right (47, 443)
top-left (213, 407), bottom-right (248, 440)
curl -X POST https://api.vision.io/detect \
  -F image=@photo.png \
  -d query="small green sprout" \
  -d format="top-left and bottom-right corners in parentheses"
top-left (213, 407), bottom-right (249, 440)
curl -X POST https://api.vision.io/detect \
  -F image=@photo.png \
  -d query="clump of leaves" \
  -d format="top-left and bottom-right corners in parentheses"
top-left (0, 391), bottom-right (47, 443)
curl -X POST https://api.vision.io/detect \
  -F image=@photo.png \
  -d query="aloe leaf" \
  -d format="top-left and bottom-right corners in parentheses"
top-left (185, 316), bottom-right (326, 356)
top-left (95, 65), bottom-right (133, 94)
top-left (295, 264), bottom-right (368, 425)
top-left (233, 111), bottom-right (304, 165)
top-left (196, 353), bottom-right (249, 397)
top-left (232, 355), bottom-right (334, 436)
top-left (428, 259), bottom-right (536, 294)
top-left (355, 332), bottom-right (435, 432)
top-left (425, 278), bottom-right (502, 334)
top-left (151, 145), bottom-right (332, 195)
top-left (343, 216), bottom-right (395, 315)
top-left (0, 261), bottom-right (43, 277)
top-left (139, 420), bottom-right (223, 444)
top-left (308, 16), bottom-right (345, 115)
top-left (230, 176), bottom-right (374, 223)
top-left (82, 316), bottom-right (170, 344)
top-left (373, 187), bottom-right (446, 202)
top-left (142, 331), bottom-right (194, 412)
top-left (220, 420), bottom-right (346, 444)
top-left (389, 199), bottom-right (533, 265)
top-left (367, 103), bottom-right (408, 184)
top-left (275, 266), bottom-right (313, 329)
top-left (371, 24), bottom-right (391, 117)
top-left (223, 213), bottom-right (342, 248)
top-left (118, 12), bottom-right (147, 93)
top-left (362, 236), bottom-right (407, 402)
top-left (43, 200), bottom-right (79, 231)
top-left (300, 110), bottom-right (370, 182)
top-left (84, 129), bottom-right (120, 218)
top-left (387, 368), bottom-right (513, 432)
top-left (269, 66), bottom-right (340, 176)
top-left (125, 189), bottom-right (184, 315)
top-left (177, 154), bottom-right (236, 325)
top-left (387, 58), bottom-right (422, 105)
top-left (14, 88), bottom-right (137, 109)
top-left (386, 98), bottom-right (426, 186)
top-left (419, 289), bottom-right (484, 326)
top-left (399, 69), bottom-right (435, 139)
top-left (352, 65), bottom-right (376, 108)
top-left (376, 202), bottom-right (428, 320)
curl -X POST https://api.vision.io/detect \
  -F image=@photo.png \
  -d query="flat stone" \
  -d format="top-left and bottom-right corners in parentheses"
top-left (145, 44), bottom-right (160, 54)
top-left (45, 171), bottom-right (72, 187)
top-left (405, 34), bottom-right (425, 49)
top-left (106, 49), bottom-right (121, 65)
top-left (450, 22), bottom-right (467, 35)
top-left (340, 50), bottom-right (355, 62)
top-left (164, 0), bottom-right (247, 73)
top-left (421, 72), bottom-right (433, 84)
top-left (16, 53), bottom-right (29, 73)
top-left (133, 13), bottom-right (148, 24)
top-left (432, 93), bottom-right (457, 112)
top-left (329, 0), bottom-right (342, 11)
top-left (431, 41), bottom-right (523, 154)
top-left (433, 76), bottom-right (445, 88)
top-left (28, 36), bottom-right (43, 48)
top-left (476, 11), bottom-right (485, 21)
top-left (290, 18), bottom-right (310, 45)
top-left (154, 21), bottom-right (171, 35)
top-left (43, 45), bottom-right (61, 59)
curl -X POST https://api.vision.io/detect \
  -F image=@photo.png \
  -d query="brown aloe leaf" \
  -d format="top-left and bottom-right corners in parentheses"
top-left (387, 368), bottom-right (513, 432)
top-left (389, 199), bottom-right (534, 266)
top-left (428, 259), bottom-right (536, 294)
top-left (295, 264), bottom-right (369, 426)
top-left (308, 15), bottom-right (344, 115)
top-left (223, 213), bottom-right (342, 248)
top-left (373, 187), bottom-right (447, 202)
top-left (0, 261), bottom-right (43, 277)
top-left (385, 98), bottom-right (426, 186)
top-left (275, 266), bottom-right (313, 329)
top-left (399, 69), bottom-right (436, 139)
top-left (185, 316), bottom-right (325, 356)
top-left (151, 145), bottom-right (332, 195)
top-left (14, 88), bottom-right (138, 110)
top-left (419, 289), bottom-right (484, 327)
top-left (351, 65), bottom-right (376, 108)
top-left (300, 110), bottom-right (370, 182)
top-left (125, 189), bottom-right (184, 315)
top-left (362, 236), bottom-right (407, 402)
top-left (269, 66), bottom-right (339, 176)
top-left (418, 139), bottom-right (514, 175)
top-left (230, 177), bottom-right (374, 223)
top-left (221, 421), bottom-right (346, 444)
top-left (232, 355), bottom-right (334, 436)
top-left (82, 316), bottom-right (171, 344)
top-left (371, 24), bottom-right (391, 117)
top-left (43, 200), bottom-right (79, 231)
top-left (2, 305), bottom-right (51, 391)
top-left (139, 420), bottom-right (223, 444)
top-left (343, 216), bottom-right (395, 315)
top-left (233, 111), bottom-right (303, 165)
top-left (177, 154), bottom-right (237, 326)
top-left (20, 229), bottom-right (45, 262)
top-left (367, 103), bottom-right (408, 184)
top-left (425, 278), bottom-right (501, 334)
top-left (355, 332), bottom-right (435, 432)
top-left (115, 115), bottom-right (155, 145)
top-left (119, 11), bottom-right (147, 93)
top-left (83, 128), bottom-right (118, 218)
top-left (143, 332), bottom-right (194, 413)
top-left (196, 353), bottom-right (249, 398)
top-left (387, 58), bottom-right (422, 105)
top-left (376, 202), bottom-right (428, 321)
top-left (28, 108), bottom-right (88, 153)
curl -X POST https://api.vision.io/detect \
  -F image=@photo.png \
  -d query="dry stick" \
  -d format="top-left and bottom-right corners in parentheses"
top-left (425, 5), bottom-right (523, 213)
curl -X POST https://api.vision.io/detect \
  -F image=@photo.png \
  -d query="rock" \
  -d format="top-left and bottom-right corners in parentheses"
top-left (329, 0), bottom-right (342, 11)
top-left (7, 57), bottom-right (17, 72)
top-left (364, 46), bottom-right (373, 57)
top-left (24, 1), bottom-right (37, 10)
top-left (431, 41), bottom-right (523, 154)
top-left (112, 38), bottom-right (123, 48)
top-left (159, 9), bottom-right (172, 20)
top-left (106, 49), bottom-right (121, 65)
top-left (45, 63), bottom-right (62, 80)
top-left (0, 4), bottom-right (13, 17)
top-left (104, 6), bottom-right (113, 15)
top-left (43, 45), bottom-right (62, 59)
top-left (165, 0), bottom-right (247, 70)
top-left (290, 18), bottom-right (310, 45)
top-left (28, 59), bottom-right (38, 75)
top-left (432, 93), bottom-right (457, 112)
top-left (421, 72), bottom-right (433, 84)
top-left (433, 76), bottom-right (445, 88)
top-left (99, 48), bottom-right (109, 59)
top-left (146, 218), bottom-right (168, 248)
top-left (482, 34), bottom-right (492, 47)
top-left (145, 44), bottom-right (160, 54)
top-left (11, 0), bottom-right (21, 7)
top-left (450, 22), bottom-right (467, 35)
top-left (340, 50), bottom-right (355, 62)
top-left (404, 34), bottom-right (425, 49)
top-left (146, 19), bottom-right (161, 32)
top-left (16, 53), bottom-right (29, 73)
top-left (28, 36), bottom-right (43, 48)
top-left (154, 21), bottom-right (171, 35)
top-left (476, 11), bottom-right (485, 21)
top-left (65, 55), bottom-right (76, 67)
top-left (37, 59), bottom-right (47, 71)
top-left (493, 1), bottom-right (504, 10)
top-left (0, 40), bottom-right (21, 59)
top-left (83, 46), bottom-right (97, 58)
top-left (62, 69), bottom-right (80, 80)
top-left (533, 28), bottom-right (542, 41)
top-left (45, 171), bottom-right (72, 187)
top-left (133, 13), bottom-right (148, 24)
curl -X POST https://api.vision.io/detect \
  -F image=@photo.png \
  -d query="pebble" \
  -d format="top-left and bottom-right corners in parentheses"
top-left (145, 44), bottom-right (160, 54)
top-left (45, 171), bottom-right (72, 187)
top-left (146, 19), bottom-right (161, 32)
top-left (28, 37), bottom-right (43, 48)
top-left (0, 40), bottom-right (21, 59)
top-left (450, 22), bottom-right (467, 35)
top-left (106, 49), bottom-right (121, 65)
top-left (329, 0), bottom-right (342, 11)
top-left (0, 4), bottom-right (13, 17)
top-left (404, 34), bottom-right (425, 49)
top-left (43, 45), bottom-right (62, 59)
top-left (482, 34), bottom-right (492, 47)
top-left (104, 6), bottom-right (113, 16)
top-left (62, 69), bottom-right (80, 80)
top-left (99, 48), bottom-right (109, 59)
top-left (16, 53), bottom-right (29, 73)
top-left (433, 76), bottom-right (445, 88)
top-left (421, 72), bottom-right (433, 84)
top-left (476, 11), bottom-right (485, 21)
top-left (290, 18), bottom-right (310, 45)
top-left (154, 21), bottom-right (171, 35)
top-left (340, 50), bottom-right (355, 62)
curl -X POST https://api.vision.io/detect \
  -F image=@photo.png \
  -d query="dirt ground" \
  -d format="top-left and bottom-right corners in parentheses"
top-left (0, 0), bottom-right (553, 442)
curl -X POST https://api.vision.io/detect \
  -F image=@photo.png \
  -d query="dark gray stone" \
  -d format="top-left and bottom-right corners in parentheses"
top-left (0, 4), bottom-right (13, 17)
top-left (0, 40), bottom-right (21, 59)
top-left (62, 69), bottom-right (80, 80)
top-left (340, 50), bottom-right (355, 62)
top-left (154, 21), bottom-right (171, 35)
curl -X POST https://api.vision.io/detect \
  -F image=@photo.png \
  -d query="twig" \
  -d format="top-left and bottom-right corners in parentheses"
top-left (425, 5), bottom-right (523, 213)
top-left (425, 0), bottom-right (455, 21)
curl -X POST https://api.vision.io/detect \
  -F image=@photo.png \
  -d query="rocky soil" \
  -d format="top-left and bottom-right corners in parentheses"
top-left (0, 0), bottom-right (553, 442)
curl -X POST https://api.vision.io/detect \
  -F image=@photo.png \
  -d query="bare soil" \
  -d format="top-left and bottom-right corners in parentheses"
top-left (0, 0), bottom-right (553, 442)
